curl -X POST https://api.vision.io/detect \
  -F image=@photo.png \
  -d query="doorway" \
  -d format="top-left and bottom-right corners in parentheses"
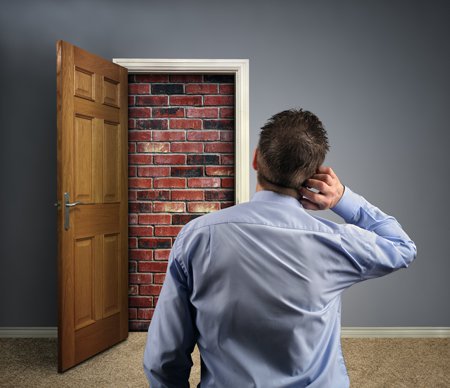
top-left (113, 58), bottom-right (250, 331)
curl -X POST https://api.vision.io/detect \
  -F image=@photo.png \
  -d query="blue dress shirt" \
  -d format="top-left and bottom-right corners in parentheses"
top-left (143, 186), bottom-right (417, 387)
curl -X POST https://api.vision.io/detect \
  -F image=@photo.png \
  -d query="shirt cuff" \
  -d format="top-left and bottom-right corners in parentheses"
top-left (331, 185), bottom-right (365, 223)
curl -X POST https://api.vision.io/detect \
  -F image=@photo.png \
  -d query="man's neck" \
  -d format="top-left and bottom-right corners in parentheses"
top-left (256, 181), bottom-right (301, 200)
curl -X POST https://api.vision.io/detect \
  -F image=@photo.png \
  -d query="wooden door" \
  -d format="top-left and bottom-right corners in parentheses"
top-left (56, 40), bottom-right (128, 372)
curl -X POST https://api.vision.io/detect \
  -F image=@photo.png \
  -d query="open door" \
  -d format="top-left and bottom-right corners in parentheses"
top-left (56, 40), bottom-right (128, 372)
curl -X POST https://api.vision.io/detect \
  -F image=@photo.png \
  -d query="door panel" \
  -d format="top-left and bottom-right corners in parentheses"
top-left (56, 40), bottom-right (128, 372)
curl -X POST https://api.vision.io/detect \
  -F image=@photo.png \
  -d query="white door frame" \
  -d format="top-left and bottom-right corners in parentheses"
top-left (112, 58), bottom-right (250, 204)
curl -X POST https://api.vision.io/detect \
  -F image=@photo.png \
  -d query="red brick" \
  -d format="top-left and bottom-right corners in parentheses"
top-left (129, 296), bottom-right (152, 308)
top-left (152, 107), bottom-right (184, 118)
top-left (138, 166), bottom-right (170, 177)
top-left (129, 119), bottom-right (136, 129)
top-left (129, 214), bottom-right (138, 224)
top-left (186, 130), bottom-right (220, 141)
top-left (152, 84), bottom-right (183, 95)
top-left (153, 202), bottom-right (186, 213)
top-left (128, 190), bottom-right (137, 201)
top-left (204, 142), bottom-right (234, 153)
top-left (128, 96), bottom-right (135, 106)
top-left (219, 84), bottom-right (234, 94)
top-left (155, 226), bottom-right (183, 236)
top-left (137, 142), bottom-right (170, 153)
top-left (139, 261), bottom-right (168, 272)
top-left (136, 119), bottom-right (168, 130)
top-left (128, 142), bottom-right (136, 153)
top-left (129, 226), bottom-right (154, 237)
top-left (129, 203), bottom-right (151, 213)
top-left (169, 96), bottom-right (202, 106)
top-left (129, 154), bottom-right (153, 164)
top-left (206, 166), bottom-right (235, 176)
top-left (169, 119), bottom-right (202, 129)
top-left (203, 120), bottom-right (234, 130)
top-left (136, 190), bottom-right (171, 200)
top-left (170, 142), bottom-right (203, 153)
top-left (185, 84), bottom-right (218, 94)
top-left (171, 190), bottom-right (204, 201)
top-left (129, 237), bottom-right (137, 249)
top-left (220, 131), bottom-right (234, 141)
top-left (188, 178), bottom-right (221, 188)
top-left (171, 166), bottom-right (203, 177)
top-left (152, 131), bottom-right (186, 141)
top-left (187, 154), bottom-right (219, 165)
top-left (134, 74), bottom-right (168, 83)
top-left (129, 130), bottom-right (151, 142)
top-left (138, 308), bottom-right (154, 319)
top-left (221, 154), bottom-right (234, 165)
top-left (129, 178), bottom-right (152, 189)
top-left (169, 74), bottom-right (203, 82)
top-left (140, 285), bottom-right (163, 296)
top-left (154, 273), bottom-right (166, 284)
top-left (129, 273), bottom-right (152, 284)
top-left (220, 107), bottom-right (234, 118)
top-left (129, 260), bottom-right (137, 273)
top-left (129, 250), bottom-right (154, 260)
top-left (139, 214), bottom-right (171, 225)
top-left (155, 249), bottom-right (171, 261)
top-left (204, 190), bottom-right (234, 201)
top-left (129, 166), bottom-right (137, 177)
top-left (204, 96), bottom-right (234, 106)
top-left (154, 178), bottom-right (186, 188)
top-left (129, 84), bottom-right (150, 94)
top-left (136, 96), bottom-right (168, 106)
top-left (172, 214), bottom-right (200, 224)
top-left (129, 320), bottom-right (152, 330)
top-left (153, 154), bottom-right (186, 165)
top-left (139, 237), bottom-right (172, 249)
top-left (129, 107), bottom-right (151, 118)
top-left (129, 308), bottom-right (137, 319)
top-left (186, 107), bottom-right (218, 118)
top-left (221, 178), bottom-right (234, 188)
top-left (188, 202), bottom-right (221, 213)
top-left (129, 284), bottom-right (139, 295)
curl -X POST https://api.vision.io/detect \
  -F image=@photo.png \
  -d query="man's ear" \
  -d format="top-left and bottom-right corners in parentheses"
top-left (252, 148), bottom-right (258, 171)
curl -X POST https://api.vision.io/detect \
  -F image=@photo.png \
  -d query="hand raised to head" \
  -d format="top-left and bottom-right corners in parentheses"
top-left (298, 166), bottom-right (345, 211)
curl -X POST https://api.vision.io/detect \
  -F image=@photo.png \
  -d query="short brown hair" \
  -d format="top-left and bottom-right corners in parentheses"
top-left (257, 108), bottom-right (329, 189)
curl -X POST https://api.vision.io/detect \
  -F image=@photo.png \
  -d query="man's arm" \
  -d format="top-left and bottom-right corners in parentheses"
top-left (299, 166), bottom-right (417, 285)
top-left (143, 232), bottom-right (196, 388)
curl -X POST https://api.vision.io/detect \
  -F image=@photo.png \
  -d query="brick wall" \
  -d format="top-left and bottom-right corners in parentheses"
top-left (128, 74), bottom-right (236, 330)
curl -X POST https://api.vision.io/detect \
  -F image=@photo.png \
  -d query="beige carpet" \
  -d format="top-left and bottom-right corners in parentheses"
top-left (0, 333), bottom-right (449, 387)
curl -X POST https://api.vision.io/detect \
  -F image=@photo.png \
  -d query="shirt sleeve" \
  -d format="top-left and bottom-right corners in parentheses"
top-left (143, 230), bottom-right (197, 388)
top-left (330, 185), bottom-right (417, 288)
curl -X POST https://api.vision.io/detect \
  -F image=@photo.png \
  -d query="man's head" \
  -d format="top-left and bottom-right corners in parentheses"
top-left (253, 108), bottom-right (329, 191)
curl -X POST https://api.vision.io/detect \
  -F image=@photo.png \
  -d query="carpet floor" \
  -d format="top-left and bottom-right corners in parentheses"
top-left (0, 334), bottom-right (449, 387)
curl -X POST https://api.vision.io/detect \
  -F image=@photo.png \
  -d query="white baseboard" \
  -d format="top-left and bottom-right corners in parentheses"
top-left (0, 327), bottom-right (449, 338)
top-left (341, 327), bottom-right (450, 338)
top-left (0, 327), bottom-right (58, 338)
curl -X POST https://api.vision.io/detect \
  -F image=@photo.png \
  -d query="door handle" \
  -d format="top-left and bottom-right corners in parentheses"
top-left (64, 192), bottom-right (89, 230)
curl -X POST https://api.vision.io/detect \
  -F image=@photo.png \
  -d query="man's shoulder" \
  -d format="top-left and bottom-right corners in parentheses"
top-left (179, 199), bottom-right (341, 239)
top-left (182, 201), bottom-right (252, 233)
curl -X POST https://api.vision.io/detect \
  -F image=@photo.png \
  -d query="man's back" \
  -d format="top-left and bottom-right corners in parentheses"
top-left (143, 187), bottom-right (417, 387)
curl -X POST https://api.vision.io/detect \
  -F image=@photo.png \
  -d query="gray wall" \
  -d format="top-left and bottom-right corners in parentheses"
top-left (1, 0), bottom-right (448, 327)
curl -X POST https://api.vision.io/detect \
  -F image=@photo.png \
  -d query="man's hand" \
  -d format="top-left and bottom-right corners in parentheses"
top-left (298, 166), bottom-right (345, 211)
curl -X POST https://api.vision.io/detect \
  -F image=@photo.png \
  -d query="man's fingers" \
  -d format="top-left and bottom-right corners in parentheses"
top-left (304, 178), bottom-right (331, 193)
top-left (300, 187), bottom-right (326, 209)
top-left (309, 173), bottom-right (333, 186)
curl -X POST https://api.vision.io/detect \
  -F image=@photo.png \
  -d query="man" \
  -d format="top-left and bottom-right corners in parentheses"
top-left (143, 108), bottom-right (417, 387)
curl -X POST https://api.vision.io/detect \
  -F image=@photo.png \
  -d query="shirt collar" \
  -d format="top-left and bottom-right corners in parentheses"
top-left (250, 189), bottom-right (304, 209)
